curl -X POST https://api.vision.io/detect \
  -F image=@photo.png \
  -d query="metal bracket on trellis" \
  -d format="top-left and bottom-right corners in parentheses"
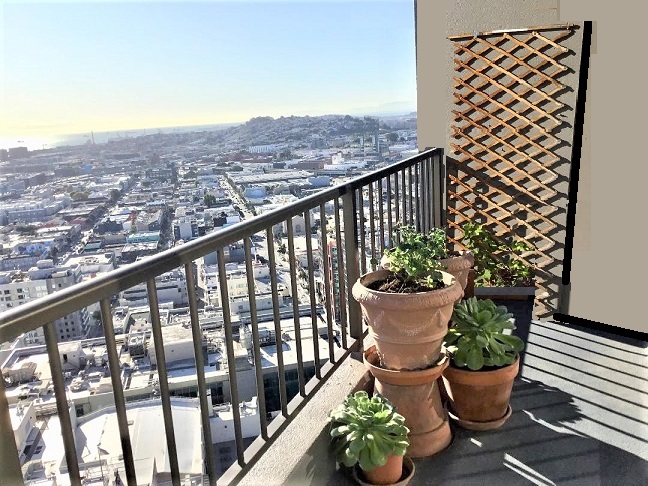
top-left (446, 23), bottom-right (578, 318)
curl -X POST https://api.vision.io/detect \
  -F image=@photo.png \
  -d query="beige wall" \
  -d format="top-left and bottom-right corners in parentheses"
top-left (417, 1), bottom-right (647, 333)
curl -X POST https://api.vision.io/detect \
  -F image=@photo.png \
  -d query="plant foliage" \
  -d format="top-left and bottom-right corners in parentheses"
top-left (460, 222), bottom-right (534, 287)
top-left (445, 297), bottom-right (525, 370)
top-left (328, 391), bottom-right (410, 472)
top-left (375, 225), bottom-right (447, 289)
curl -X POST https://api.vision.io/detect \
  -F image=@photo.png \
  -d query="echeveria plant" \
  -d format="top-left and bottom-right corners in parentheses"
top-left (445, 297), bottom-right (525, 370)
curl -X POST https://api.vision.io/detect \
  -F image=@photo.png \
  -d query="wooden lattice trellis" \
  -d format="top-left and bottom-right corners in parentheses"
top-left (447, 26), bottom-right (578, 318)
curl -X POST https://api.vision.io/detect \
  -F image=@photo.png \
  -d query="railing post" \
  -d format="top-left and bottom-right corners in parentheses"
top-left (432, 150), bottom-right (446, 228)
top-left (43, 320), bottom-right (82, 485)
top-left (101, 298), bottom-right (137, 486)
top-left (342, 190), bottom-right (362, 340)
top-left (0, 369), bottom-right (23, 484)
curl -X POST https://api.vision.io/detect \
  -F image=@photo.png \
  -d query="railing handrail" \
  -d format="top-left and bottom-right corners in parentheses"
top-left (0, 148), bottom-right (441, 343)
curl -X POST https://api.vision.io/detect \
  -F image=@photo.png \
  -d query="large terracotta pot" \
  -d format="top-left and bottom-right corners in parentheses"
top-left (352, 270), bottom-right (462, 370)
top-left (442, 355), bottom-right (520, 430)
top-left (439, 251), bottom-right (474, 291)
top-left (364, 346), bottom-right (453, 458)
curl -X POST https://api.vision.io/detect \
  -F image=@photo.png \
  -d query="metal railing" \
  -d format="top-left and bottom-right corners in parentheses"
top-left (0, 148), bottom-right (445, 486)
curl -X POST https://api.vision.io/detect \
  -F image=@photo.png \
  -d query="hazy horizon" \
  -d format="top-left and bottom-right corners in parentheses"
top-left (0, 0), bottom-right (417, 143)
top-left (0, 107), bottom-right (417, 151)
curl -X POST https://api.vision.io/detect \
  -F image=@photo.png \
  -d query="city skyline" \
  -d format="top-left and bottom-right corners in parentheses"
top-left (0, 0), bottom-right (417, 143)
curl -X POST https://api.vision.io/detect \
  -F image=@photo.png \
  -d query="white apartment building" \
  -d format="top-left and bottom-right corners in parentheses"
top-left (119, 269), bottom-right (189, 307)
top-left (0, 260), bottom-right (89, 344)
top-left (199, 260), bottom-right (272, 312)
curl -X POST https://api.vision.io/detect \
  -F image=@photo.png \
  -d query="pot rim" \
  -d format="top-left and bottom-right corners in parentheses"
top-left (353, 269), bottom-right (463, 310)
top-left (443, 354), bottom-right (520, 386)
top-left (364, 345), bottom-right (450, 384)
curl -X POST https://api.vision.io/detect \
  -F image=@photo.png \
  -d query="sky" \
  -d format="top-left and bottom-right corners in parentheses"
top-left (0, 0), bottom-right (417, 142)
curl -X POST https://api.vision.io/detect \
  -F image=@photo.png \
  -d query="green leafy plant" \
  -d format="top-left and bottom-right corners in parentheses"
top-left (445, 297), bottom-right (525, 370)
top-left (328, 391), bottom-right (410, 472)
top-left (461, 222), bottom-right (534, 287)
top-left (374, 225), bottom-right (447, 289)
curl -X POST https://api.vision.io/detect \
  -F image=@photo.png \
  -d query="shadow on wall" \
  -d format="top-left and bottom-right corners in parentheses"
top-left (445, 25), bottom-right (584, 320)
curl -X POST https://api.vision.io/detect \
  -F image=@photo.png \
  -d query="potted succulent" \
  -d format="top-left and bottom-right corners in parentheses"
top-left (329, 391), bottom-right (414, 485)
top-left (441, 297), bottom-right (525, 430)
top-left (354, 227), bottom-right (463, 371)
top-left (380, 225), bottom-right (474, 291)
top-left (460, 222), bottom-right (535, 343)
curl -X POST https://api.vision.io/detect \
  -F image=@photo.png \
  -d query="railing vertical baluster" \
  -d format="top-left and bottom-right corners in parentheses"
top-left (394, 172), bottom-right (400, 226)
top-left (431, 153), bottom-right (444, 228)
top-left (333, 198), bottom-right (348, 349)
top-left (421, 159), bottom-right (430, 233)
top-left (303, 210), bottom-right (322, 379)
top-left (427, 156), bottom-right (434, 229)
top-left (0, 369), bottom-right (24, 483)
top-left (342, 190), bottom-right (362, 340)
top-left (265, 228), bottom-right (289, 417)
top-left (319, 204), bottom-right (336, 363)
top-left (101, 298), bottom-right (137, 486)
top-left (147, 279), bottom-right (181, 485)
top-left (216, 249), bottom-right (245, 466)
top-left (439, 152), bottom-right (447, 228)
top-left (401, 167), bottom-right (407, 227)
top-left (242, 240), bottom-right (269, 440)
top-left (286, 219), bottom-right (306, 397)
top-left (43, 320), bottom-right (81, 484)
top-left (386, 175), bottom-right (393, 247)
top-left (358, 189), bottom-right (367, 275)
top-left (415, 163), bottom-right (421, 231)
top-left (408, 166), bottom-right (414, 226)
top-left (184, 263), bottom-right (218, 483)
top-left (368, 183), bottom-right (377, 271)
top-left (378, 181), bottom-right (385, 256)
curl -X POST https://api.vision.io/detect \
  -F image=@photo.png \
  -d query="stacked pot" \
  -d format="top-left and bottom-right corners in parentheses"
top-left (352, 270), bottom-right (463, 458)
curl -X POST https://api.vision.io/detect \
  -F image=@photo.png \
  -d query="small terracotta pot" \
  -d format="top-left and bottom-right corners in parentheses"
top-left (353, 456), bottom-right (415, 486)
top-left (352, 270), bottom-right (462, 370)
top-left (442, 355), bottom-right (520, 428)
top-left (362, 454), bottom-right (403, 485)
top-left (439, 251), bottom-right (474, 292)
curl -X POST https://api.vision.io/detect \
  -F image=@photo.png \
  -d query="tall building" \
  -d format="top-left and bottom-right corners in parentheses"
top-left (0, 260), bottom-right (89, 344)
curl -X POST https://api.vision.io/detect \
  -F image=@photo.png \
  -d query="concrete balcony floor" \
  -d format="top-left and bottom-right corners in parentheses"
top-left (237, 321), bottom-right (648, 485)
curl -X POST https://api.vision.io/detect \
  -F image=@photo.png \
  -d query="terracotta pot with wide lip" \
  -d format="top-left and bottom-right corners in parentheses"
top-left (352, 270), bottom-right (463, 370)
top-left (364, 346), bottom-right (453, 458)
top-left (353, 456), bottom-right (415, 486)
top-left (439, 251), bottom-right (474, 291)
top-left (442, 355), bottom-right (520, 430)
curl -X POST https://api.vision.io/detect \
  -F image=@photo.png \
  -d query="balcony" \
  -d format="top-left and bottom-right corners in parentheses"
top-left (1, 148), bottom-right (646, 486)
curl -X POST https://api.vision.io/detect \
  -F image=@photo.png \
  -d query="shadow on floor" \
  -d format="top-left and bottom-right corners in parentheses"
top-left (300, 377), bottom-right (648, 485)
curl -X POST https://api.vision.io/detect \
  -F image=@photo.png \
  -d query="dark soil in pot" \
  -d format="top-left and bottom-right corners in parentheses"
top-left (366, 271), bottom-right (446, 293)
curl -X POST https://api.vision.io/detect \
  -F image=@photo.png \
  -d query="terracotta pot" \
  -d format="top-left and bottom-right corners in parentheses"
top-left (364, 346), bottom-right (453, 458)
top-left (442, 355), bottom-right (520, 429)
top-left (352, 270), bottom-right (463, 370)
top-left (353, 456), bottom-right (415, 486)
top-left (439, 251), bottom-right (474, 291)
top-left (362, 454), bottom-right (403, 485)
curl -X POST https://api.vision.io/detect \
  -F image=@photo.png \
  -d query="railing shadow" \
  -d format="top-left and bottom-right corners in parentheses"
top-left (411, 377), bottom-right (648, 485)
